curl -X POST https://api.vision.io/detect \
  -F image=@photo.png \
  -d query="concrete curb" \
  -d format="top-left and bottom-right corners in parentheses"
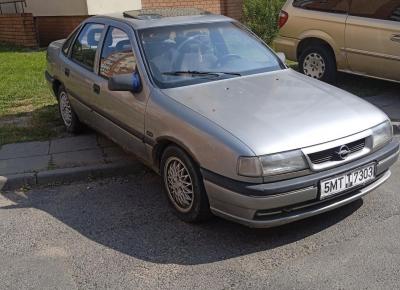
top-left (0, 161), bottom-right (145, 191)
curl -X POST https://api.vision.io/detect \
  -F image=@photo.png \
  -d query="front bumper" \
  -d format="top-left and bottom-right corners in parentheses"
top-left (202, 140), bottom-right (399, 228)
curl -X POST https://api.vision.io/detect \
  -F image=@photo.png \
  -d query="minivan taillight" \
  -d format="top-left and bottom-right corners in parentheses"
top-left (278, 10), bottom-right (289, 29)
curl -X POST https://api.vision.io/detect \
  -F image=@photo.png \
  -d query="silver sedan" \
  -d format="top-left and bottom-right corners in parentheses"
top-left (45, 9), bottom-right (399, 227)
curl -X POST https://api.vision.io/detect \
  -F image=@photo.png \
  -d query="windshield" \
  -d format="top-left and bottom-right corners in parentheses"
top-left (138, 22), bottom-right (284, 89)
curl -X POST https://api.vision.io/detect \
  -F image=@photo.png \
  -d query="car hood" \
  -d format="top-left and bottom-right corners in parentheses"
top-left (162, 69), bottom-right (388, 156)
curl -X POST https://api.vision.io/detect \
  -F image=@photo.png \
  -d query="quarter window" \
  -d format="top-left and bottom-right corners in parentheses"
top-left (62, 27), bottom-right (80, 56)
top-left (349, 0), bottom-right (400, 22)
top-left (100, 27), bottom-right (137, 79)
top-left (71, 23), bottom-right (105, 70)
top-left (293, 0), bottom-right (349, 14)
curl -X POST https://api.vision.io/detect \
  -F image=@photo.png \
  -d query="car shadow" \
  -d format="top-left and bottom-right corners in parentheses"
top-left (1, 170), bottom-right (363, 265)
top-left (336, 72), bottom-right (400, 99)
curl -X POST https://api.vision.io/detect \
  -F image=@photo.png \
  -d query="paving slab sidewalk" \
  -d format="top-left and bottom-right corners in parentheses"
top-left (0, 134), bottom-right (145, 191)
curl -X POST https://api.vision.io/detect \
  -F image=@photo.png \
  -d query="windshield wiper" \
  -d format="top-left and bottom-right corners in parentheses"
top-left (162, 71), bottom-right (241, 77)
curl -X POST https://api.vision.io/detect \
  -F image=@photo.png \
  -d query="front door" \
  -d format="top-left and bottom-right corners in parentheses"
top-left (345, 0), bottom-right (400, 81)
top-left (90, 24), bottom-right (148, 158)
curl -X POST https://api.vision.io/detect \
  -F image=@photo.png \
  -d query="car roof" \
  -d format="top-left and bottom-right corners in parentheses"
top-left (90, 8), bottom-right (234, 30)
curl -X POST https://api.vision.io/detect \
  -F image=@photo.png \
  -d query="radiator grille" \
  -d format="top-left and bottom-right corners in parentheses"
top-left (308, 139), bottom-right (366, 164)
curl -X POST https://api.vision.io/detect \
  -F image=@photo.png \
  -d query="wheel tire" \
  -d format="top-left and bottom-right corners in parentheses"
top-left (160, 146), bottom-right (212, 223)
top-left (57, 86), bottom-right (82, 133)
top-left (299, 45), bottom-right (337, 83)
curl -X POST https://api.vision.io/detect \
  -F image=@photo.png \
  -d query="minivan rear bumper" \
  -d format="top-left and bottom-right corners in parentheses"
top-left (202, 139), bottom-right (399, 228)
top-left (273, 35), bottom-right (299, 62)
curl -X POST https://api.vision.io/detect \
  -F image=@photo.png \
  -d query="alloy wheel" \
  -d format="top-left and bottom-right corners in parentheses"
top-left (59, 91), bottom-right (73, 127)
top-left (164, 157), bottom-right (194, 213)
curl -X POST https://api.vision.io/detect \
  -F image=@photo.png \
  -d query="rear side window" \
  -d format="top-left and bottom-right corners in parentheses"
top-left (100, 27), bottom-right (137, 79)
top-left (62, 28), bottom-right (80, 56)
top-left (293, 0), bottom-right (349, 14)
top-left (350, 0), bottom-right (400, 22)
top-left (71, 23), bottom-right (105, 70)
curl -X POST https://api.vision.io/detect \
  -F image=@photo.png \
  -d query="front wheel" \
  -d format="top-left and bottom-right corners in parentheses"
top-left (299, 46), bottom-right (337, 83)
top-left (160, 146), bottom-right (212, 223)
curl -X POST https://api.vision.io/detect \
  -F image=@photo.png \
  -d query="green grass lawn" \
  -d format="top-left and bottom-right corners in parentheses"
top-left (0, 43), bottom-right (62, 146)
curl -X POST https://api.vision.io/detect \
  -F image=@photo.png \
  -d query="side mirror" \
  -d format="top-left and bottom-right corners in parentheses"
top-left (276, 52), bottom-right (286, 64)
top-left (108, 72), bottom-right (142, 93)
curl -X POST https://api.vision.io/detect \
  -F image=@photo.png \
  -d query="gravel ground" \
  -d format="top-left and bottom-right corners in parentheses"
top-left (1, 154), bottom-right (399, 289)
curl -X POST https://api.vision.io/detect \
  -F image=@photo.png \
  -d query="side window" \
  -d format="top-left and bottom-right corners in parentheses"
top-left (62, 27), bottom-right (80, 56)
top-left (71, 23), bottom-right (105, 70)
top-left (350, 0), bottom-right (400, 22)
top-left (293, 0), bottom-right (349, 14)
top-left (100, 27), bottom-right (137, 79)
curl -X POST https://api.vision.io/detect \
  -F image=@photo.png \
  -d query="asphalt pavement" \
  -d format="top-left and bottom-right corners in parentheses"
top-left (1, 139), bottom-right (400, 289)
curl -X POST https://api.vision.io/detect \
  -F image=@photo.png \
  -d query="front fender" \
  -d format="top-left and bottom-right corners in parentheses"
top-left (145, 90), bottom-right (262, 183)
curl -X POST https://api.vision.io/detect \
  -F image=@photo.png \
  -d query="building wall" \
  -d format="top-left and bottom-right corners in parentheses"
top-left (142, 0), bottom-right (223, 14)
top-left (142, 0), bottom-right (243, 19)
top-left (0, 0), bottom-right (243, 47)
top-left (24, 0), bottom-right (88, 16)
top-left (35, 15), bottom-right (88, 47)
top-left (26, 0), bottom-right (141, 46)
top-left (5, 0), bottom-right (142, 16)
top-left (86, 0), bottom-right (141, 15)
top-left (222, 0), bottom-right (243, 20)
top-left (0, 13), bottom-right (37, 47)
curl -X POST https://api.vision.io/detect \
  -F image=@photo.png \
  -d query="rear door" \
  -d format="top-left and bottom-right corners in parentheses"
top-left (64, 22), bottom-right (106, 123)
top-left (345, 0), bottom-right (400, 81)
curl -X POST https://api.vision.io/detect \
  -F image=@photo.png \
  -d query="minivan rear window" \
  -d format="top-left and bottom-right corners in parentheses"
top-left (293, 0), bottom-right (349, 14)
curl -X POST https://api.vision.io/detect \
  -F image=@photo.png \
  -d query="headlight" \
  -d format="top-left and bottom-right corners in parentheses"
top-left (238, 150), bottom-right (308, 177)
top-left (371, 120), bottom-right (392, 150)
top-left (259, 150), bottom-right (308, 176)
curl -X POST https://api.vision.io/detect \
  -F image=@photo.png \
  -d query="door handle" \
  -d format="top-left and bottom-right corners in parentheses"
top-left (64, 68), bottom-right (70, 77)
top-left (391, 34), bottom-right (400, 43)
top-left (93, 83), bottom-right (101, 94)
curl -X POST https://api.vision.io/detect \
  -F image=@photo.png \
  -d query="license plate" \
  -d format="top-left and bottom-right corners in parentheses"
top-left (320, 164), bottom-right (375, 199)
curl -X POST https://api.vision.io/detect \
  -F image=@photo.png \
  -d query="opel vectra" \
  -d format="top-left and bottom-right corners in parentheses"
top-left (45, 9), bottom-right (399, 227)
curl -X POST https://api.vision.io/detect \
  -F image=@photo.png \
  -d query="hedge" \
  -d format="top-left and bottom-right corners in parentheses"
top-left (243, 0), bottom-right (286, 45)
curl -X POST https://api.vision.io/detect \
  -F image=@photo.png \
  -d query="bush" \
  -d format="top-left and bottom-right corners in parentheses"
top-left (243, 0), bottom-right (286, 45)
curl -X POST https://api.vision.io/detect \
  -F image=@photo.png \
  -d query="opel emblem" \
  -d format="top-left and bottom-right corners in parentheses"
top-left (336, 145), bottom-right (351, 160)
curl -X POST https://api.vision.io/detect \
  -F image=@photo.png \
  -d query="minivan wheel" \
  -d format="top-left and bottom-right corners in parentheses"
top-left (58, 86), bottom-right (81, 133)
top-left (299, 46), bottom-right (336, 83)
top-left (160, 146), bottom-right (212, 223)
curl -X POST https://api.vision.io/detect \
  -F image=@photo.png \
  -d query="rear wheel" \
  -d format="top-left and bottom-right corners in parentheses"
top-left (58, 86), bottom-right (81, 133)
top-left (299, 45), bottom-right (337, 83)
top-left (160, 146), bottom-right (212, 223)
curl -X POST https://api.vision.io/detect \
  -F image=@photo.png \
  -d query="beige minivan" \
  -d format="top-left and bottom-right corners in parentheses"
top-left (274, 0), bottom-right (400, 83)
